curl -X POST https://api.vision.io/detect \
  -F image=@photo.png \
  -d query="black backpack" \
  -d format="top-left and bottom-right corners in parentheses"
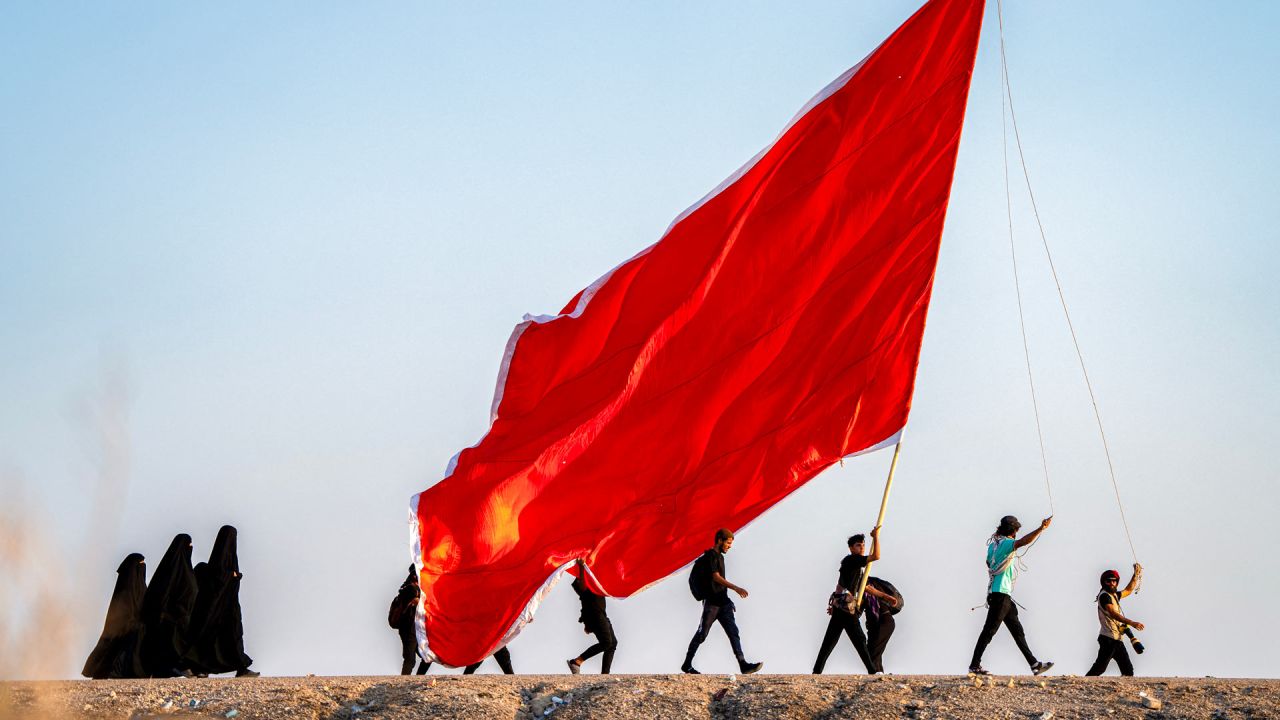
top-left (388, 587), bottom-right (416, 628)
top-left (688, 551), bottom-right (715, 601)
top-left (867, 576), bottom-right (904, 615)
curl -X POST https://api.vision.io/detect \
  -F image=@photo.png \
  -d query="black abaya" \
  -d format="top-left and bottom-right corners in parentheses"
top-left (184, 525), bottom-right (253, 675)
top-left (140, 533), bottom-right (198, 677)
top-left (82, 553), bottom-right (148, 679)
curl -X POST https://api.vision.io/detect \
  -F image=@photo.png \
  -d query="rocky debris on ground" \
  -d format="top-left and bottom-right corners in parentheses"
top-left (1, 674), bottom-right (1275, 719)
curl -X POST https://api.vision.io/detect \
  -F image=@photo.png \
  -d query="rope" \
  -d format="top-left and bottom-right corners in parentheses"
top-left (995, 0), bottom-right (1139, 566)
top-left (997, 1), bottom-right (1054, 517)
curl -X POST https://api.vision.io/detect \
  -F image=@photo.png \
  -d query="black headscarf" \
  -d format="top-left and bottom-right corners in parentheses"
top-left (185, 525), bottom-right (252, 674)
top-left (82, 553), bottom-right (148, 679)
top-left (207, 525), bottom-right (239, 577)
top-left (140, 534), bottom-right (198, 676)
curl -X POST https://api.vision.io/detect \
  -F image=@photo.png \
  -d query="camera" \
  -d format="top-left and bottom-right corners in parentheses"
top-left (1122, 627), bottom-right (1145, 654)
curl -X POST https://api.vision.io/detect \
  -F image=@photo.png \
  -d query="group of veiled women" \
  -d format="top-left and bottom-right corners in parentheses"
top-left (82, 525), bottom-right (258, 679)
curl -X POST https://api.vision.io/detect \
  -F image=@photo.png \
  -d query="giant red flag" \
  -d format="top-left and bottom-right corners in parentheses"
top-left (412, 0), bottom-right (985, 666)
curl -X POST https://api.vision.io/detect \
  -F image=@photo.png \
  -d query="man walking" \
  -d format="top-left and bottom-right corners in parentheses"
top-left (681, 529), bottom-right (763, 675)
top-left (1086, 565), bottom-right (1144, 676)
top-left (567, 559), bottom-right (617, 674)
top-left (389, 566), bottom-right (429, 675)
top-left (864, 575), bottom-right (902, 674)
top-left (812, 528), bottom-right (897, 674)
top-left (968, 515), bottom-right (1055, 676)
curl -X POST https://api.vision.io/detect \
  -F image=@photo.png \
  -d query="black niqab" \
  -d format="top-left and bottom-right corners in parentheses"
top-left (185, 525), bottom-right (252, 674)
top-left (208, 525), bottom-right (239, 576)
top-left (82, 553), bottom-right (148, 679)
top-left (140, 533), bottom-right (198, 676)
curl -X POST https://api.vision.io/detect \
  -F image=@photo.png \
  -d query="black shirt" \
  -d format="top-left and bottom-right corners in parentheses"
top-left (703, 549), bottom-right (730, 606)
top-left (838, 554), bottom-right (868, 592)
top-left (572, 573), bottom-right (607, 625)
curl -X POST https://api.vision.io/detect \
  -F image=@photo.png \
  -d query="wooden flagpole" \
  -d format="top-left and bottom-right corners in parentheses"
top-left (853, 440), bottom-right (902, 612)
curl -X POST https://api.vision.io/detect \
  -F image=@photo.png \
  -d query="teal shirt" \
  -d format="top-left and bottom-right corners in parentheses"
top-left (987, 537), bottom-right (1016, 594)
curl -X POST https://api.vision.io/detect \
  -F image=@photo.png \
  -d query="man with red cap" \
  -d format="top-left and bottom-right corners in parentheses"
top-left (1086, 564), bottom-right (1144, 676)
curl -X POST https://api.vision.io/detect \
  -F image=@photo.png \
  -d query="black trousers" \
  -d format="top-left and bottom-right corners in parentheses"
top-left (684, 601), bottom-right (746, 668)
top-left (577, 617), bottom-right (618, 673)
top-left (813, 610), bottom-right (873, 674)
top-left (970, 592), bottom-right (1038, 669)
top-left (397, 624), bottom-right (429, 675)
top-left (1086, 636), bottom-right (1134, 676)
top-left (463, 646), bottom-right (513, 675)
top-left (866, 611), bottom-right (896, 674)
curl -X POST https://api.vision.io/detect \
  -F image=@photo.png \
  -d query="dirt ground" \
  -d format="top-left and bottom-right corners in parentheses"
top-left (3, 674), bottom-right (1276, 720)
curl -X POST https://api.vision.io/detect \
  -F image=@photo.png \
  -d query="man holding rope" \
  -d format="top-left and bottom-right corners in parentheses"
top-left (968, 514), bottom-right (1054, 676)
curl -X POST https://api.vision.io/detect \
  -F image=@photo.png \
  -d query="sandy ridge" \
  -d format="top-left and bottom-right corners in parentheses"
top-left (4, 674), bottom-right (1277, 720)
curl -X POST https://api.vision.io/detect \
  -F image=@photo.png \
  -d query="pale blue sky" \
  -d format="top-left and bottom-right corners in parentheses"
top-left (2, 2), bottom-right (1278, 679)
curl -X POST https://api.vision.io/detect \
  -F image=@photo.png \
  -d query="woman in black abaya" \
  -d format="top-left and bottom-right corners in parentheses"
top-left (185, 525), bottom-right (258, 677)
top-left (140, 533), bottom-right (198, 677)
top-left (82, 553), bottom-right (148, 679)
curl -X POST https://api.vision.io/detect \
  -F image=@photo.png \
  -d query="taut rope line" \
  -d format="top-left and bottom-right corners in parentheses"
top-left (995, 0), bottom-right (1139, 566)
top-left (998, 2), bottom-right (1054, 517)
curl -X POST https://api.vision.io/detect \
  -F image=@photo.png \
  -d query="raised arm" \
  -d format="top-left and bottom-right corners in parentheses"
top-left (1013, 516), bottom-right (1052, 549)
top-left (868, 525), bottom-right (883, 563)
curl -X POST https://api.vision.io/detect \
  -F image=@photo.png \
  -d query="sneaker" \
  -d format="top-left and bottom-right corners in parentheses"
top-left (1031, 661), bottom-right (1054, 676)
top-left (739, 661), bottom-right (763, 675)
top-left (566, 659), bottom-right (581, 675)
top-left (681, 664), bottom-right (701, 674)
top-left (235, 669), bottom-right (261, 678)
top-left (969, 666), bottom-right (991, 675)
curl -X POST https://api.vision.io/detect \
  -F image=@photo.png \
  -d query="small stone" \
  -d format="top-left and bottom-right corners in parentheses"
top-left (973, 678), bottom-right (984, 688)
top-left (912, 699), bottom-right (925, 708)
top-left (1008, 678), bottom-right (1016, 688)
top-left (225, 710), bottom-right (240, 719)
top-left (1142, 696), bottom-right (1162, 710)
top-left (551, 696), bottom-right (564, 705)
top-left (1038, 712), bottom-right (1054, 720)
top-left (188, 700), bottom-right (200, 709)
top-left (110, 691), bottom-right (118, 699)
top-left (83, 704), bottom-right (93, 711)
top-left (1038, 681), bottom-right (1047, 688)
